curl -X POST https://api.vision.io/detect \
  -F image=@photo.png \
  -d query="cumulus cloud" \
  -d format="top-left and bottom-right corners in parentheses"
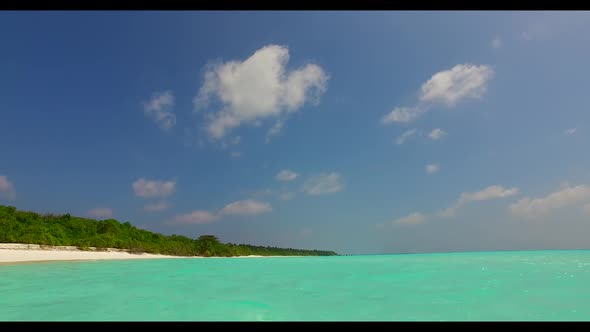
top-left (143, 91), bottom-right (176, 131)
top-left (394, 212), bottom-right (426, 225)
top-left (169, 199), bottom-right (272, 226)
top-left (143, 201), bottom-right (170, 212)
top-left (0, 175), bottom-right (16, 200)
top-left (428, 128), bottom-right (447, 140)
top-left (220, 199), bottom-right (272, 216)
top-left (276, 169), bottom-right (299, 182)
top-left (564, 128), bottom-right (577, 135)
top-left (303, 172), bottom-right (345, 195)
top-left (426, 164), bottom-right (440, 175)
top-left (132, 178), bottom-right (176, 198)
top-left (510, 184), bottom-right (590, 219)
top-left (438, 185), bottom-right (519, 218)
top-left (420, 64), bottom-right (494, 107)
top-left (382, 64), bottom-right (494, 124)
top-left (395, 129), bottom-right (418, 145)
top-left (173, 210), bottom-right (220, 225)
top-left (87, 208), bottom-right (113, 219)
top-left (195, 45), bottom-right (328, 140)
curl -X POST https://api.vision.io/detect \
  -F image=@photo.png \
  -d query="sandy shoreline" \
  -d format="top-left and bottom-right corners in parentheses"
top-left (0, 243), bottom-right (297, 264)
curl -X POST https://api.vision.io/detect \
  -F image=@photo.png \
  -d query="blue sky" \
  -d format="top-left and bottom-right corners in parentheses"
top-left (1, 11), bottom-right (590, 254)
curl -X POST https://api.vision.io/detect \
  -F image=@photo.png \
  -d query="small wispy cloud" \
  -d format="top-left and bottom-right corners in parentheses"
top-left (428, 128), bottom-right (447, 140)
top-left (132, 178), bottom-right (176, 198)
top-left (172, 210), bottom-right (220, 225)
top-left (302, 172), bottom-right (345, 195)
top-left (564, 128), bottom-right (577, 135)
top-left (395, 129), bottom-right (418, 145)
top-left (280, 192), bottom-right (296, 201)
top-left (143, 91), bottom-right (176, 131)
top-left (169, 199), bottom-right (272, 226)
top-left (510, 184), bottom-right (590, 219)
top-left (437, 185), bottom-right (519, 218)
top-left (393, 212), bottom-right (427, 226)
top-left (491, 36), bottom-right (502, 49)
top-left (426, 164), bottom-right (440, 175)
top-left (275, 169), bottom-right (299, 182)
top-left (220, 199), bottom-right (272, 216)
top-left (143, 201), bottom-right (170, 212)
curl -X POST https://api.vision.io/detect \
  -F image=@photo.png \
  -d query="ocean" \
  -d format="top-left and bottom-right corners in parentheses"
top-left (1, 250), bottom-right (589, 321)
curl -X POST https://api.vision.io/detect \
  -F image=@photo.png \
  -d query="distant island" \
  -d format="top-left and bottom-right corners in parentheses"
top-left (0, 205), bottom-right (337, 257)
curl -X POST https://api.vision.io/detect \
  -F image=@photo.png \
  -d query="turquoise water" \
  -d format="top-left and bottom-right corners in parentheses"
top-left (1, 250), bottom-right (590, 321)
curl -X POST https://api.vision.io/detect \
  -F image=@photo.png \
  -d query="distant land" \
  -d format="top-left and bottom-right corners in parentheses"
top-left (0, 205), bottom-right (337, 257)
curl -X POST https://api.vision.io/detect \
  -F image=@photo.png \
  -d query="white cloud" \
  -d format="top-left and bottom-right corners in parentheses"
top-left (220, 199), bottom-right (272, 216)
top-left (382, 107), bottom-right (423, 124)
top-left (302, 172), bottom-right (345, 195)
top-left (510, 184), bottom-right (590, 219)
top-left (420, 64), bottom-right (494, 107)
top-left (458, 185), bottom-right (519, 204)
top-left (87, 208), bottom-right (113, 219)
top-left (169, 199), bottom-right (272, 226)
top-left (491, 36), bottom-right (502, 49)
top-left (394, 212), bottom-right (426, 225)
top-left (437, 206), bottom-right (457, 218)
top-left (426, 164), bottom-right (440, 175)
top-left (438, 185), bottom-right (519, 218)
top-left (143, 91), bottom-right (176, 131)
top-left (276, 169), bottom-right (299, 182)
top-left (428, 128), bottom-right (447, 140)
top-left (395, 129), bottom-right (418, 145)
top-left (132, 178), bottom-right (176, 198)
top-left (195, 45), bottom-right (328, 140)
top-left (0, 175), bottom-right (16, 200)
top-left (564, 128), bottom-right (577, 135)
top-left (143, 201), bottom-right (170, 212)
top-left (173, 210), bottom-right (220, 225)
top-left (381, 64), bottom-right (494, 124)
top-left (265, 119), bottom-right (285, 143)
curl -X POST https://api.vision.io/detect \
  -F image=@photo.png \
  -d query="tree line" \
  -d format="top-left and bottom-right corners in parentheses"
top-left (0, 205), bottom-right (337, 257)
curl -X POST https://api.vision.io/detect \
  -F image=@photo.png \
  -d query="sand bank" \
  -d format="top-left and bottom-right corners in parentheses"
top-left (0, 243), bottom-right (187, 264)
top-left (0, 243), bottom-right (301, 264)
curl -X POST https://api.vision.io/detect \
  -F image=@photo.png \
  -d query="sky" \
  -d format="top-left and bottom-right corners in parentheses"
top-left (1, 11), bottom-right (590, 255)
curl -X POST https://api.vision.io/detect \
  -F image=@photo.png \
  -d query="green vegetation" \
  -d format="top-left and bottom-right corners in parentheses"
top-left (0, 205), bottom-right (337, 257)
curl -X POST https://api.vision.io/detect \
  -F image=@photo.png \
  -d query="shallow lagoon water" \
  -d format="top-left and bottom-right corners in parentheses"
top-left (1, 250), bottom-right (589, 321)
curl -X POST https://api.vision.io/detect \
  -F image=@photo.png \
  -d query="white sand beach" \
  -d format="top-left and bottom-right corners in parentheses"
top-left (0, 243), bottom-right (300, 264)
top-left (0, 243), bottom-right (186, 264)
